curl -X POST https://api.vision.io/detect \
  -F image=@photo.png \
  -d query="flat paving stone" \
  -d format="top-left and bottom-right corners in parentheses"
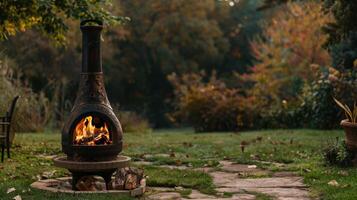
top-left (231, 193), bottom-right (256, 200)
top-left (148, 187), bottom-right (176, 192)
top-left (146, 161), bottom-right (310, 200)
top-left (147, 192), bottom-right (181, 200)
top-left (277, 197), bottom-right (310, 200)
top-left (246, 188), bottom-right (309, 199)
top-left (219, 161), bottom-right (268, 173)
top-left (186, 190), bottom-right (216, 199)
top-left (211, 171), bottom-right (306, 188)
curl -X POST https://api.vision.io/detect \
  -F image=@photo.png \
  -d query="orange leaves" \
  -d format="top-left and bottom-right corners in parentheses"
top-left (248, 2), bottom-right (332, 108)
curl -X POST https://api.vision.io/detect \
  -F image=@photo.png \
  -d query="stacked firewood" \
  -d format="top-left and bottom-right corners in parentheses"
top-left (75, 176), bottom-right (106, 191)
top-left (109, 167), bottom-right (145, 190)
top-left (74, 167), bottom-right (145, 191)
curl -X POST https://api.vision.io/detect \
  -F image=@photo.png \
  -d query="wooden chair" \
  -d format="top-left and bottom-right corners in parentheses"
top-left (0, 96), bottom-right (20, 162)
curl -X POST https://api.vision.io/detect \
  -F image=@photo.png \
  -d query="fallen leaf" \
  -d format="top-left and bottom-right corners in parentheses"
top-left (328, 180), bottom-right (339, 187)
top-left (13, 195), bottom-right (22, 200)
top-left (175, 160), bottom-right (182, 166)
top-left (7, 187), bottom-right (16, 194)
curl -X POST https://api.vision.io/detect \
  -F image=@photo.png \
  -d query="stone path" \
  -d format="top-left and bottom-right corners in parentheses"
top-left (139, 157), bottom-right (311, 200)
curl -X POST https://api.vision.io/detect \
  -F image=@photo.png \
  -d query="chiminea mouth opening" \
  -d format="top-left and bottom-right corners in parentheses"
top-left (72, 112), bottom-right (113, 146)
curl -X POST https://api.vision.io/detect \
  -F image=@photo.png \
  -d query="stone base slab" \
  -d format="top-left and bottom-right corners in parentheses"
top-left (30, 177), bottom-right (145, 196)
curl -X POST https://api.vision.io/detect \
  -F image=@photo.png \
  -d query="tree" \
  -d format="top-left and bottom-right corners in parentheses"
top-left (0, 0), bottom-right (123, 43)
top-left (323, 1), bottom-right (357, 104)
top-left (248, 2), bottom-right (331, 108)
top-left (106, 0), bottom-right (231, 126)
top-left (217, 0), bottom-right (265, 75)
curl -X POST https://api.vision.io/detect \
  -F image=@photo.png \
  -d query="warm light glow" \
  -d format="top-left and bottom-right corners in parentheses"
top-left (73, 116), bottom-right (112, 145)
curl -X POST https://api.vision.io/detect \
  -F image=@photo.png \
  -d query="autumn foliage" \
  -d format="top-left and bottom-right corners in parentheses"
top-left (248, 2), bottom-right (331, 109)
top-left (168, 72), bottom-right (255, 132)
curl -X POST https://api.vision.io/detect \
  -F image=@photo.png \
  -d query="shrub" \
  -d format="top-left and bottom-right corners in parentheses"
top-left (0, 54), bottom-right (50, 132)
top-left (168, 71), bottom-right (255, 132)
top-left (257, 66), bottom-right (340, 129)
top-left (324, 139), bottom-right (354, 167)
top-left (112, 105), bottom-right (151, 133)
top-left (298, 67), bottom-right (340, 129)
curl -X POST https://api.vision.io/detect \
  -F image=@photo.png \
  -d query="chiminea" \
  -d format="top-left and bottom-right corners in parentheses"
top-left (61, 20), bottom-right (123, 162)
top-left (54, 20), bottom-right (130, 191)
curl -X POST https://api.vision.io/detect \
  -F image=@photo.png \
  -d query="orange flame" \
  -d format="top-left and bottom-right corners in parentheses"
top-left (73, 116), bottom-right (112, 145)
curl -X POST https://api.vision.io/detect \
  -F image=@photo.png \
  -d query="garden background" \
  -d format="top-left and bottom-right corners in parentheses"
top-left (1, 0), bottom-right (355, 133)
top-left (1, 0), bottom-right (357, 199)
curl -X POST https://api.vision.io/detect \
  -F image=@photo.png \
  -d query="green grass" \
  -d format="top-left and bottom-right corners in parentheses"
top-left (0, 129), bottom-right (356, 199)
top-left (144, 165), bottom-right (215, 194)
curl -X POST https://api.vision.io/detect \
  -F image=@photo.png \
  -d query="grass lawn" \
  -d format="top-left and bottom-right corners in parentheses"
top-left (0, 129), bottom-right (356, 199)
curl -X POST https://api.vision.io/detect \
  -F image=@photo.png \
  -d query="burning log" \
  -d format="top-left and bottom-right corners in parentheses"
top-left (73, 115), bottom-right (112, 145)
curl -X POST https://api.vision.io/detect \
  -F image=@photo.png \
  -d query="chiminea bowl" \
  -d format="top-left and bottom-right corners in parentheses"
top-left (62, 20), bottom-right (123, 162)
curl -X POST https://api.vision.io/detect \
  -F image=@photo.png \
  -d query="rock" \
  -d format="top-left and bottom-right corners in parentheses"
top-left (13, 195), bottom-right (22, 200)
top-left (147, 192), bottom-right (181, 200)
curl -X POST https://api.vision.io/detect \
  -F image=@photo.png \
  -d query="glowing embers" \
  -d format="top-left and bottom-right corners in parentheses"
top-left (73, 115), bottom-right (112, 145)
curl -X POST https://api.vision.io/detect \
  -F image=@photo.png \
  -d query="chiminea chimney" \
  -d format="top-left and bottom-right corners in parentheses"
top-left (81, 20), bottom-right (102, 73)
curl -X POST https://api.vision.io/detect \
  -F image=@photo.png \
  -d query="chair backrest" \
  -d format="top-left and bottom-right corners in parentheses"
top-left (7, 96), bottom-right (20, 122)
